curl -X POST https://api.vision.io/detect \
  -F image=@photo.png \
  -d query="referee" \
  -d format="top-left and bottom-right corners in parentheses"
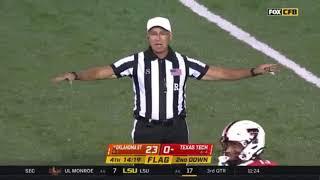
top-left (52, 17), bottom-right (279, 144)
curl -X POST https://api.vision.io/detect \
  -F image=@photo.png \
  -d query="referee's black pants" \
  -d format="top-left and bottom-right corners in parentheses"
top-left (132, 117), bottom-right (189, 144)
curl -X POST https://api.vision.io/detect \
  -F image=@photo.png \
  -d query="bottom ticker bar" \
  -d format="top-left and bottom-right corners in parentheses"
top-left (0, 166), bottom-right (320, 176)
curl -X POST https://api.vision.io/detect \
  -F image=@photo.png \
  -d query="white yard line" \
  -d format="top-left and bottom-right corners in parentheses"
top-left (179, 0), bottom-right (320, 88)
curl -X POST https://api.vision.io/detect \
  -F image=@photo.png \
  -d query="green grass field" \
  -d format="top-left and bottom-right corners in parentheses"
top-left (0, 0), bottom-right (319, 165)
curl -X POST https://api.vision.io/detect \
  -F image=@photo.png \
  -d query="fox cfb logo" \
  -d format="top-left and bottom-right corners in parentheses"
top-left (267, 8), bottom-right (299, 16)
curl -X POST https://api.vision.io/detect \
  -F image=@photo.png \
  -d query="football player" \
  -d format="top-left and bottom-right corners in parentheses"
top-left (218, 120), bottom-right (277, 166)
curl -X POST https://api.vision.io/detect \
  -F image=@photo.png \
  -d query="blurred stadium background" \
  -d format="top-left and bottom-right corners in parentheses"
top-left (0, 0), bottom-right (319, 165)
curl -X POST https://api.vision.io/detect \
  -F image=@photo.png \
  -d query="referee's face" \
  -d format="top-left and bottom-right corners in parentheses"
top-left (147, 27), bottom-right (172, 56)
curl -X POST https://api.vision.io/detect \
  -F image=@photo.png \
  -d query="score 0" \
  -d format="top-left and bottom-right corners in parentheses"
top-left (161, 145), bottom-right (172, 155)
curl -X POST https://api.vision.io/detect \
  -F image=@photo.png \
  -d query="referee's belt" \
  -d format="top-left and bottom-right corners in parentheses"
top-left (134, 113), bottom-right (186, 126)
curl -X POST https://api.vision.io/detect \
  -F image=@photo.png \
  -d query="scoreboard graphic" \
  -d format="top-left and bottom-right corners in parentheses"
top-left (1, 143), bottom-right (320, 178)
top-left (105, 144), bottom-right (214, 165)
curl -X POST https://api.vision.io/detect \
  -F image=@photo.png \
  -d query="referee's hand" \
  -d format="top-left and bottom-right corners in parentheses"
top-left (253, 64), bottom-right (281, 75)
top-left (51, 72), bottom-right (76, 84)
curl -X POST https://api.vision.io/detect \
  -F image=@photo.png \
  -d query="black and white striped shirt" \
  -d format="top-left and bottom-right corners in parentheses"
top-left (111, 47), bottom-right (209, 120)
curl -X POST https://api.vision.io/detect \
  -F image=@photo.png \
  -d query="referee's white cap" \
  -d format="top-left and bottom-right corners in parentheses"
top-left (147, 17), bottom-right (171, 32)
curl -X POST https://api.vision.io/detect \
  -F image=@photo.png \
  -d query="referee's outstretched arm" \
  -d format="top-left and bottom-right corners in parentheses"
top-left (51, 63), bottom-right (280, 83)
top-left (52, 65), bottom-right (116, 83)
top-left (201, 64), bottom-right (280, 81)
